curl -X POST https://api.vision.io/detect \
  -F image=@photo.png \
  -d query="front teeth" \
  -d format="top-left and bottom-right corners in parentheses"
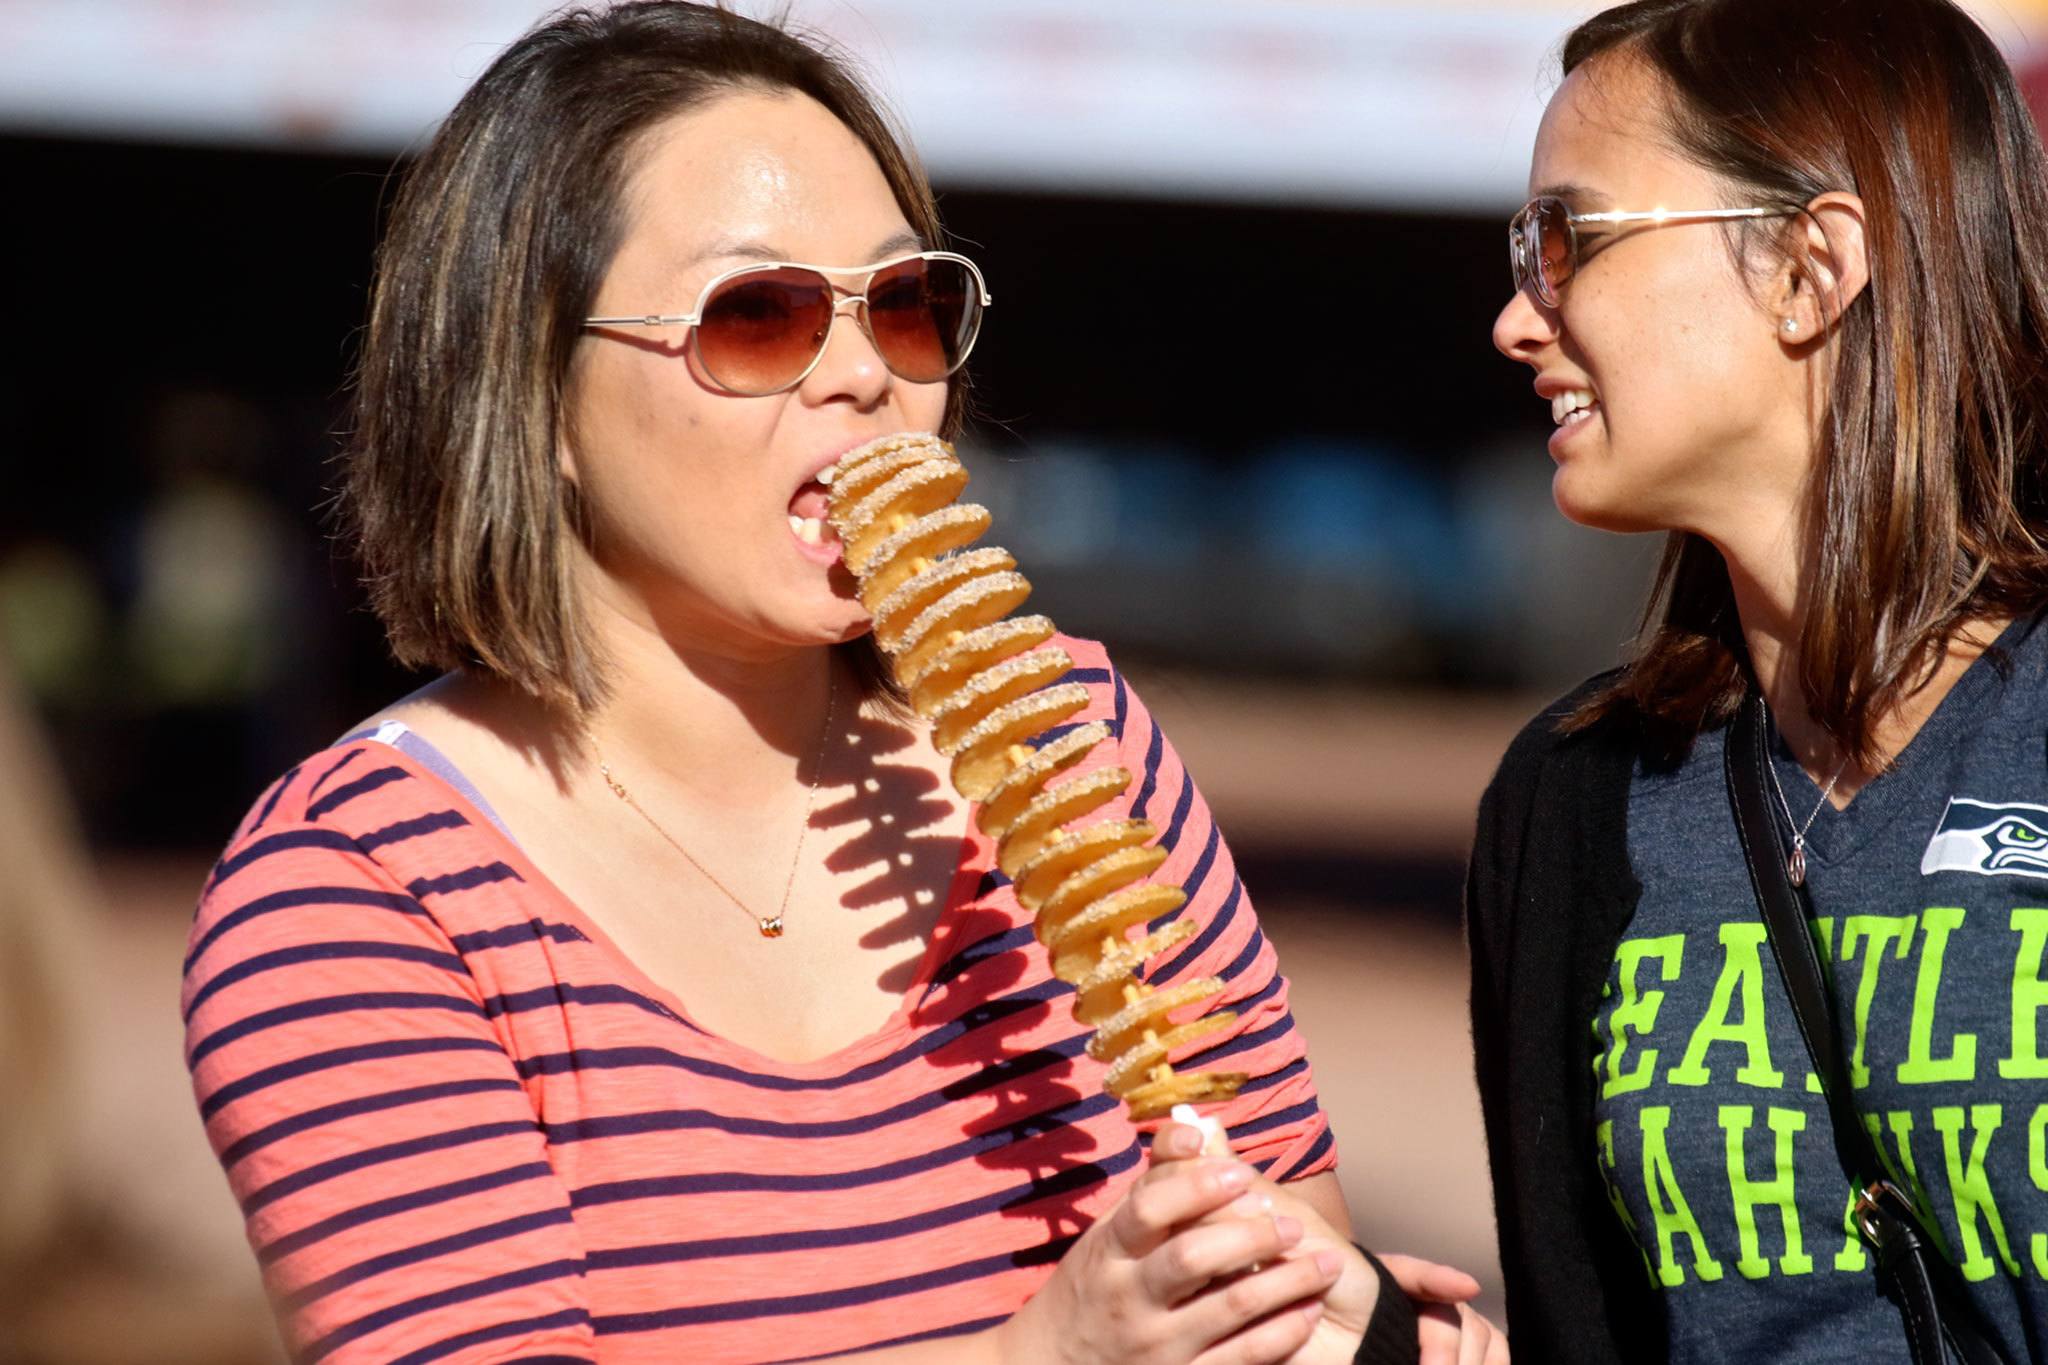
top-left (1551, 389), bottom-right (1597, 426)
top-left (789, 515), bottom-right (826, 545)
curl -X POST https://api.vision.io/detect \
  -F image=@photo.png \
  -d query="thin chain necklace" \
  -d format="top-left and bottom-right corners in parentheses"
top-left (1760, 699), bottom-right (1850, 888)
top-left (597, 669), bottom-right (838, 939)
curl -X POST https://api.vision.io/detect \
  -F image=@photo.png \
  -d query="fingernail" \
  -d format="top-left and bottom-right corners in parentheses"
top-left (1275, 1215), bottom-right (1303, 1245)
top-left (1314, 1250), bottom-right (1343, 1277)
top-left (1217, 1163), bottom-right (1253, 1189)
top-left (1159, 1126), bottom-right (1197, 1157)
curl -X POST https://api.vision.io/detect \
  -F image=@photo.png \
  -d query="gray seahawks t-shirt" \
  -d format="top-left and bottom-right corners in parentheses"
top-left (1596, 613), bottom-right (2048, 1363)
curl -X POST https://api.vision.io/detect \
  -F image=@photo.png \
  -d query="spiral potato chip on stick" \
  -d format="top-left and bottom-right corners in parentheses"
top-left (824, 432), bottom-right (1248, 1123)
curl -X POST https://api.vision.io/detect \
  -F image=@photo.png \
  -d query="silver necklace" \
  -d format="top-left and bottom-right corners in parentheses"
top-left (597, 669), bottom-right (838, 938)
top-left (1760, 700), bottom-right (1849, 888)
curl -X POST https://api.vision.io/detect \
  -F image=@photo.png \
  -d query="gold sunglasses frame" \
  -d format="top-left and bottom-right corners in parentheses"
top-left (583, 249), bottom-right (994, 395)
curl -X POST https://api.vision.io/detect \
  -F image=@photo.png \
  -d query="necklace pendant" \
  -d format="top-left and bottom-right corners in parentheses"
top-left (1787, 844), bottom-right (1808, 888)
top-left (758, 915), bottom-right (785, 938)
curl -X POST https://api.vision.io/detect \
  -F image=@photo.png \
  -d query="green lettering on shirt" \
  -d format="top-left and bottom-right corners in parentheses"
top-left (1871, 1110), bottom-right (1956, 1263)
top-left (2001, 909), bottom-right (2048, 1080)
top-left (2029, 1103), bottom-right (2048, 1279)
top-left (1604, 935), bottom-right (1685, 1100)
top-left (1932, 1104), bottom-right (2020, 1281)
top-left (1897, 907), bottom-right (1976, 1084)
top-left (1834, 1183), bottom-right (1868, 1273)
top-left (1812, 916), bottom-right (1837, 959)
top-left (1840, 915), bottom-right (1916, 1089)
top-left (1807, 918), bottom-right (1834, 1094)
top-left (1668, 924), bottom-right (1786, 1089)
top-left (1719, 1104), bottom-right (1813, 1278)
top-left (1641, 1106), bottom-right (1725, 1287)
top-left (1598, 1119), bottom-right (1658, 1285)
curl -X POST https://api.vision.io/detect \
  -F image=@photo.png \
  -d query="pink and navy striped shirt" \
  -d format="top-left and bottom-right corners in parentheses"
top-left (181, 638), bottom-right (1336, 1363)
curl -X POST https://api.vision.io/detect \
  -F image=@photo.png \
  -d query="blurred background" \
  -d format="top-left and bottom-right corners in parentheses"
top-left (9, 0), bottom-right (2048, 1360)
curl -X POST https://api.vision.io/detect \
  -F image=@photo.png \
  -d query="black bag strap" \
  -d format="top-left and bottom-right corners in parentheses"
top-left (1725, 697), bottom-right (1889, 1186)
top-left (1724, 695), bottom-right (2009, 1365)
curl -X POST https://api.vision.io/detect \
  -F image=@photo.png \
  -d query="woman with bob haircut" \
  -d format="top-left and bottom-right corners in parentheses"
top-left (178, 4), bottom-right (1460, 1362)
top-left (1479, 0), bottom-right (2048, 1360)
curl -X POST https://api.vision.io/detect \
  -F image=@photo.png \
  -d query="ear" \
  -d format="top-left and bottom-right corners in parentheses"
top-left (557, 392), bottom-right (583, 486)
top-left (1776, 191), bottom-right (1869, 341)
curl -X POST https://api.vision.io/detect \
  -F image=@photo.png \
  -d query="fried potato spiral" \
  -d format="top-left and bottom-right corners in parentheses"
top-left (824, 433), bottom-right (1247, 1123)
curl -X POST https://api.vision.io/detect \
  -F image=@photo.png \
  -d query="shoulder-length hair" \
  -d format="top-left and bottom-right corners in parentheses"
top-left (1562, 0), bottom-right (2048, 764)
top-left (344, 2), bottom-right (960, 714)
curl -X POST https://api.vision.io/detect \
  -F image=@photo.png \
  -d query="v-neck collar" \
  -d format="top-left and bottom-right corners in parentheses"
top-left (351, 733), bottom-right (997, 1079)
top-left (1765, 611), bottom-right (2041, 867)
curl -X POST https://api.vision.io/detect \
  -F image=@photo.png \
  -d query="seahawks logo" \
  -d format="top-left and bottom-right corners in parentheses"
top-left (1921, 798), bottom-right (2048, 877)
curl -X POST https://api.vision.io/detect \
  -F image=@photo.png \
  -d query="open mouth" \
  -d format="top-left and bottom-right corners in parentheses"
top-left (1552, 388), bottom-right (1599, 429)
top-left (787, 480), bottom-right (842, 557)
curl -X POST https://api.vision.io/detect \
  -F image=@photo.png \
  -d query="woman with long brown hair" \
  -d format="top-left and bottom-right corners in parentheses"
top-left (1478, 0), bottom-right (2048, 1360)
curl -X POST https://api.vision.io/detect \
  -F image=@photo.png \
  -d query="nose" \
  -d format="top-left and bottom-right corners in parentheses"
top-left (1492, 282), bottom-right (1559, 366)
top-left (797, 295), bottom-right (890, 409)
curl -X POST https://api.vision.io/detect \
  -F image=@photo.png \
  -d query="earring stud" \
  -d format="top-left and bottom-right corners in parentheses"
top-left (1783, 318), bottom-right (1799, 334)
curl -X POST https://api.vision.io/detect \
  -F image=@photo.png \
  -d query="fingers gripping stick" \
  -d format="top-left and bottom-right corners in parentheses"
top-left (1169, 1103), bottom-right (1234, 1158)
top-left (824, 433), bottom-right (1248, 1122)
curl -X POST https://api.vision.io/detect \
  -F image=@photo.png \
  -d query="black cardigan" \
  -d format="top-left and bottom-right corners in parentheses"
top-left (1464, 673), bottom-right (1669, 1364)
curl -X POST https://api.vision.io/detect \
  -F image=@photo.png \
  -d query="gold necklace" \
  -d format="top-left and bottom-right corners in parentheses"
top-left (597, 670), bottom-right (838, 938)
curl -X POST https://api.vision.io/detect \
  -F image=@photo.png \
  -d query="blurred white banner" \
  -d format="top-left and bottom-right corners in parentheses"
top-left (2, 0), bottom-right (2043, 211)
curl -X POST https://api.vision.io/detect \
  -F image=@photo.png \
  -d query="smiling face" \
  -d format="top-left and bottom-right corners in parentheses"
top-left (1492, 53), bottom-right (1814, 538)
top-left (564, 87), bottom-right (947, 661)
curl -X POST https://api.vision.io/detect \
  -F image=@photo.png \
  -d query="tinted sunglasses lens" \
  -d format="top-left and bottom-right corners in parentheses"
top-left (1533, 199), bottom-right (1573, 300)
top-left (864, 256), bottom-right (979, 383)
top-left (695, 268), bottom-right (835, 394)
top-left (1510, 210), bottom-right (1533, 292)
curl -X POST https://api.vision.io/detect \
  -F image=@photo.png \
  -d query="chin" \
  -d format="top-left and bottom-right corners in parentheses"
top-left (821, 601), bottom-right (874, 643)
top-left (794, 591), bottom-right (875, 648)
top-left (1551, 466), bottom-right (1664, 535)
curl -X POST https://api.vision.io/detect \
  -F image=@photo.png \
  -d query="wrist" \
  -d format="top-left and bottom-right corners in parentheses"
top-left (1350, 1244), bottom-right (1419, 1365)
top-left (988, 1294), bottom-right (1057, 1365)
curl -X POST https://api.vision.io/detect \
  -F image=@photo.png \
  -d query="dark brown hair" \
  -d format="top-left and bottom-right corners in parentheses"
top-left (1562, 0), bottom-right (2048, 763)
top-left (344, 2), bottom-right (959, 714)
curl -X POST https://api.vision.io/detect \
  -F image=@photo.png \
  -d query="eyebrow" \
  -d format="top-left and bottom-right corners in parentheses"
top-left (684, 228), bottom-right (928, 272)
top-left (1534, 182), bottom-right (1612, 210)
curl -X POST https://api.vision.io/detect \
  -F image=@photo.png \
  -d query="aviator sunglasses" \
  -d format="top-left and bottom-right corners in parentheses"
top-left (1509, 196), bottom-right (1796, 307)
top-left (583, 249), bottom-right (992, 396)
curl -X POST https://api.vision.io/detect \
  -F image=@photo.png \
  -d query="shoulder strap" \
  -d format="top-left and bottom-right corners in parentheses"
top-left (1723, 694), bottom-right (2009, 1365)
top-left (1724, 697), bottom-right (1885, 1179)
